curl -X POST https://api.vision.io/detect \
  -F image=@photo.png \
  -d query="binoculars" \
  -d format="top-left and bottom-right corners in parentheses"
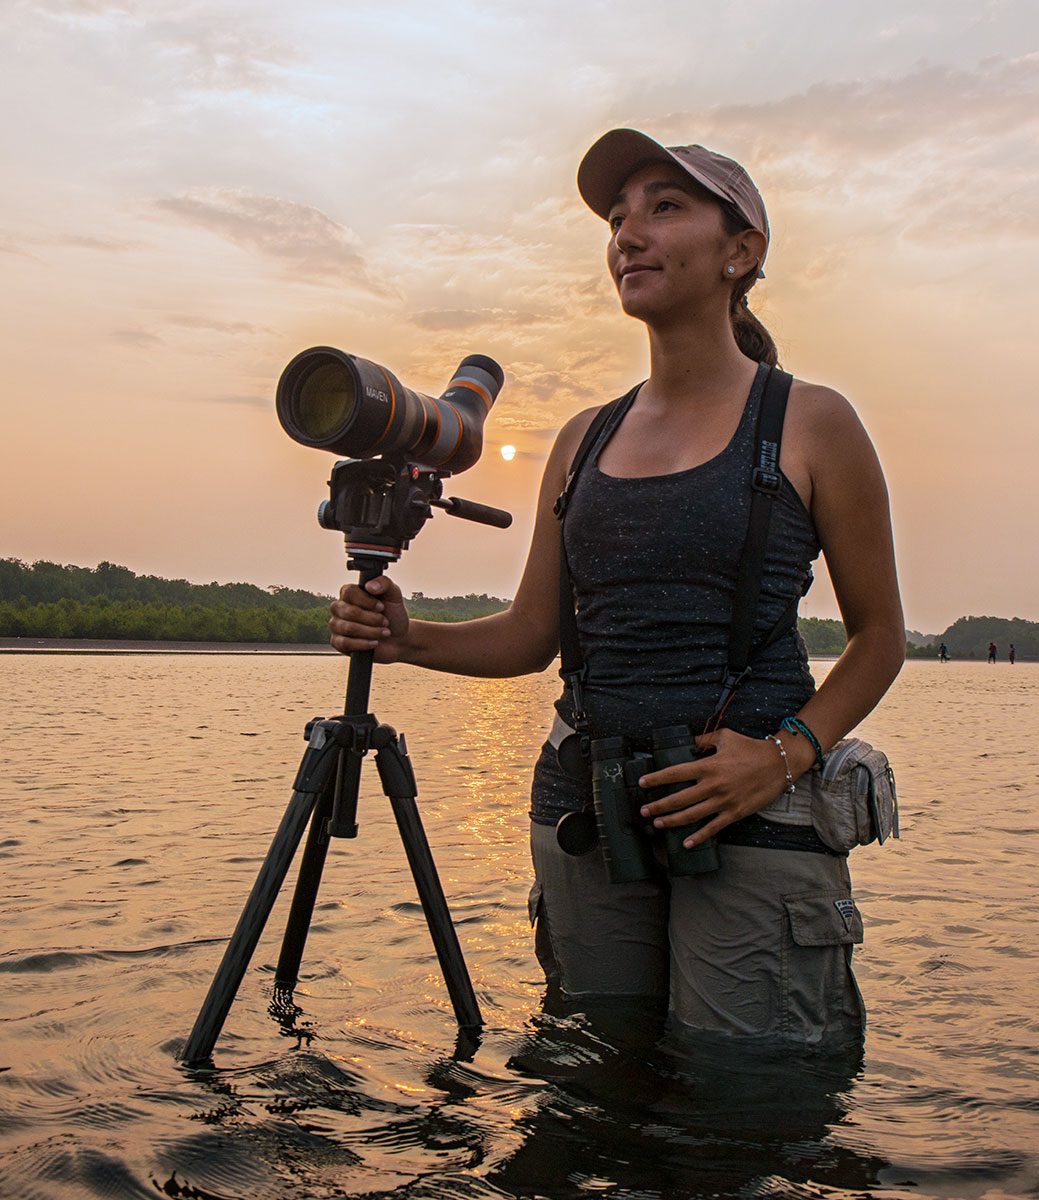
top-left (561, 725), bottom-right (720, 882)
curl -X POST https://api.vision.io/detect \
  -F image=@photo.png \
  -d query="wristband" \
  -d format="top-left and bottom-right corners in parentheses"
top-left (779, 716), bottom-right (826, 769)
top-left (764, 734), bottom-right (796, 794)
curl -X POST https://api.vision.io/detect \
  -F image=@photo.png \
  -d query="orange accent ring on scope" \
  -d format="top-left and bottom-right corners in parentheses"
top-left (368, 366), bottom-right (399, 451)
top-left (416, 392), bottom-right (429, 445)
top-left (428, 396), bottom-right (442, 448)
top-left (450, 378), bottom-right (493, 409)
top-left (441, 401), bottom-right (465, 465)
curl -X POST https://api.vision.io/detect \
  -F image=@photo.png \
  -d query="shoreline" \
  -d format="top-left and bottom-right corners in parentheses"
top-left (0, 638), bottom-right (1029, 662)
top-left (0, 637), bottom-right (337, 655)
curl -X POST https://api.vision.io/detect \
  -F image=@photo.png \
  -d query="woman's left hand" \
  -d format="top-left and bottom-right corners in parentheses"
top-left (637, 728), bottom-right (791, 848)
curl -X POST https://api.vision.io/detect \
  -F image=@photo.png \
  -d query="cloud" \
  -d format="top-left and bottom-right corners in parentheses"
top-left (0, 239), bottom-right (39, 260)
top-left (388, 223), bottom-right (546, 273)
top-left (30, 0), bottom-right (137, 15)
top-left (196, 393), bottom-right (269, 408)
top-left (111, 328), bottom-right (163, 348)
top-left (166, 314), bottom-right (273, 335)
top-left (49, 233), bottom-right (144, 251)
top-left (147, 16), bottom-right (298, 92)
top-left (154, 189), bottom-right (391, 293)
top-left (651, 54), bottom-right (1039, 245)
top-left (28, 1), bottom-right (295, 92)
top-left (494, 361), bottom-right (602, 430)
top-left (410, 307), bottom-right (550, 332)
top-left (669, 54), bottom-right (1039, 162)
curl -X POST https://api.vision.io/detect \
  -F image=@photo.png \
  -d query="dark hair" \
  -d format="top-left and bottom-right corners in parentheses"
top-left (718, 206), bottom-right (780, 368)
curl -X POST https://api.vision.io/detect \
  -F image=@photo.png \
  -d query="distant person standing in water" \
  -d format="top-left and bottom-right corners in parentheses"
top-left (938, 642), bottom-right (948, 663)
top-left (330, 128), bottom-right (905, 1045)
top-left (1009, 644), bottom-right (1016, 665)
top-left (988, 642), bottom-right (998, 664)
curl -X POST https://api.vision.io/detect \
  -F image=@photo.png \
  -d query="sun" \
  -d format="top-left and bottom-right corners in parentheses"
top-left (500, 444), bottom-right (516, 462)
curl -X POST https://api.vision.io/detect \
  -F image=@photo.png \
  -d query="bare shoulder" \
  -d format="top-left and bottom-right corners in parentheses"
top-left (786, 377), bottom-right (878, 466)
top-left (787, 378), bottom-right (865, 435)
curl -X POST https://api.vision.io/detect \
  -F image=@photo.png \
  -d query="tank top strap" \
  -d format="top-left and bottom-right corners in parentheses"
top-left (725, 361), bottom-right (770, 462)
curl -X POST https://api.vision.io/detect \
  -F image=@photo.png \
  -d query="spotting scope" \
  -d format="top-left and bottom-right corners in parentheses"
top-left (276, 348), bottom-right (505, 474)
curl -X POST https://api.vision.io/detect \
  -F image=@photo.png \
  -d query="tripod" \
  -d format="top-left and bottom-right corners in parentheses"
top-left (182, 459), bottom-right (511, 1065)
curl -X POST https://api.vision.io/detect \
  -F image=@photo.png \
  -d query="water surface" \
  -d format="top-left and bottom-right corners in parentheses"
top-left (0, 655), bottom-right (1036, 1198)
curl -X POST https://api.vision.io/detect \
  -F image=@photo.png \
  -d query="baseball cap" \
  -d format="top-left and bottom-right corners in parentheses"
top-left (577, 128), bottom-right (769, 278)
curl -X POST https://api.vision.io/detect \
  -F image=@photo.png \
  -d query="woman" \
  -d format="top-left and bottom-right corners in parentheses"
top-left (329, 129), bottom-right (905, 1044)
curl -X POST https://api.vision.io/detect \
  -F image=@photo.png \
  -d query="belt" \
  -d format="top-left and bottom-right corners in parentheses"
top-left (719, 814), bottom-right (841, 856)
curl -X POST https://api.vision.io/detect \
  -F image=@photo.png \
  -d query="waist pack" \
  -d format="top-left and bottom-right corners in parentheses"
top-left (805, 737), bottom-right (899, 853)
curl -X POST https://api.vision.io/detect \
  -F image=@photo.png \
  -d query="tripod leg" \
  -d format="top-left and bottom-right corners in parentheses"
top-left (376, 741), bottom-right (483, 1030)
top-left (182, 787), bottom-right (319, 1065)
top-left (276, 710), bottom-right (374, 985)
top-left (274, 776), bottom-right (336, 990)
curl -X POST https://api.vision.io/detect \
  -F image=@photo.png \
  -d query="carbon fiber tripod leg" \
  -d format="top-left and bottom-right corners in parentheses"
top-left (376, 736), bottom-right (482, 1030)
top-left (181, 786), bottom-right (320, 1065)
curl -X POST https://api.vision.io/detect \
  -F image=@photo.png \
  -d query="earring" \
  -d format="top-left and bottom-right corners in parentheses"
top-left (726, 265), bottom-right (736, 275)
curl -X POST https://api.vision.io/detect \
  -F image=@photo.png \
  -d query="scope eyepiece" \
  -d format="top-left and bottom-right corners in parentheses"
top-left (276, 347), bottom-right (505, 475)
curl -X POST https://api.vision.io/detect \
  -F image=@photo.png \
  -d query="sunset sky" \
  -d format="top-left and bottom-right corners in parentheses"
top-left (2, 0), bottom-right (1037, 634)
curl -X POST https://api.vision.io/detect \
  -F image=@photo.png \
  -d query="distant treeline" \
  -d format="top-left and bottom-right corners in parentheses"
top-left (1, 560), bottom-right (1034, 657)
top-left (926, 615), bottom-right (1038, 660)
top-left (796, 617), bottom-right (846, 655)
top-left (0, 559), bottom-right (507, 643)
top-left (407, 592), bottom-right (509, 622)
top-left (797, 614), bottom-right (1037, 660)
top-left (0, 558), bottom-right (330, 611)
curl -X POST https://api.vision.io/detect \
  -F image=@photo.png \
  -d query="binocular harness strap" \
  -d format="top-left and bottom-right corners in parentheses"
top-left (555, 387), bottom-right (640, 744)
top-left (708, 366), bottom-right (812, 728)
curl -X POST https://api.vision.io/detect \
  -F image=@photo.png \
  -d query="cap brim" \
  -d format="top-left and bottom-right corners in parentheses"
top-left (577, 128), bottom-right (734, 221)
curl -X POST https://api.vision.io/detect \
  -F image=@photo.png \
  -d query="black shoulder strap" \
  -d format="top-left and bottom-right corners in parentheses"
top-left (555, 388), bottom-right (640, 695)
top-left (553, 386), bottom-right (641, 521)
top-left (727, 366), bottom-right (792, 676)
top-left (708, 366), bottom-right (804, 727)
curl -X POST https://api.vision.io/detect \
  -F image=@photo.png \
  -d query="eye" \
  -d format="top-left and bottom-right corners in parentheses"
top-left (654, 197), bottom-right (681, 213)
top-left (608, 212), bottom-right (625, 232)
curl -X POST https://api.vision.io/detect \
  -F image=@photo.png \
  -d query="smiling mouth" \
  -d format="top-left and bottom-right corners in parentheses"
top-left (620, 266), bottom-right (658, 280)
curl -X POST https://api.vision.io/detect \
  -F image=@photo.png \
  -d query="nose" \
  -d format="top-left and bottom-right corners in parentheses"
top-left (614, 211), bottom-right (647, 254)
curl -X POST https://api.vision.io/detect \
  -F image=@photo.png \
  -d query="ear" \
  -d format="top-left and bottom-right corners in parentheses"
top-left (727, 228), bottom-right (767, 278)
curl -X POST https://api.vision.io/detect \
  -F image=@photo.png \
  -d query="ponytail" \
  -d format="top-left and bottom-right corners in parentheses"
top-left (730, 287), bottom-right (779, 367)
top-left (718, 205), bottom-right (780, 367)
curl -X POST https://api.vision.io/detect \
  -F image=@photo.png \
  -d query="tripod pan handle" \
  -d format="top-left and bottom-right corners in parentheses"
top-left (438, 496), bottom-right (512, 529)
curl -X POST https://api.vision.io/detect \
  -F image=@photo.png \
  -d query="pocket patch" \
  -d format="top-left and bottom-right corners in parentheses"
top-left (784, 891), bottom-right (863, 946)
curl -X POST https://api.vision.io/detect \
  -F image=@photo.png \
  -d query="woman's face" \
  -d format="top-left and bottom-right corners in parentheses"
top-left (605, 162), bottom-right (733, 324)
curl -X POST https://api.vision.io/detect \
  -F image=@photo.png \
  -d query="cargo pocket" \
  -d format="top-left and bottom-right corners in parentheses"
top-left (527, 880), bottom-right (559, 986)
top-left (781, 891), bottom-right (865, 1041)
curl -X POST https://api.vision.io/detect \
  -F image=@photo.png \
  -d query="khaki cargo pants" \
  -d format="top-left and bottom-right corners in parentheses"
top-left (529, 820), bottom-right (865, 1043)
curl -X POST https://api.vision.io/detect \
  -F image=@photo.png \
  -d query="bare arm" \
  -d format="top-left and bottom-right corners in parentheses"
top-left (641, 385), bottom-right (905, 842)
top-left (328, 407), bottom-right (600, 677)
top-left (779, 388), bottom-right (905, 769)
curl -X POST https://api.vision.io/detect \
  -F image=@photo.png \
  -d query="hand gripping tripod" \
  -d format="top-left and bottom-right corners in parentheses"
top-left (182, 458), bottom-right (512, 1065)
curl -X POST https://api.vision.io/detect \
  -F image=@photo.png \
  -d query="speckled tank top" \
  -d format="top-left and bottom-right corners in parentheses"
top-left (530, 361), bottom-right (821, 825)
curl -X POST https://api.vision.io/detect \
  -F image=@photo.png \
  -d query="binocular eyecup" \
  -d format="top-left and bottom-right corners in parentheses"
top-left (558, 725), bottom-right (720, 882)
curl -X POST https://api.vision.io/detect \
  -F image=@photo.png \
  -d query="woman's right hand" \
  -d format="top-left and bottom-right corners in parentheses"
top-left (329, 576), bottom-right (411, 662)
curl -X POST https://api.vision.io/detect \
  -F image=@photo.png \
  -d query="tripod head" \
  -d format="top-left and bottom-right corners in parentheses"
top-left (318, 456), bottom-right (513, 565)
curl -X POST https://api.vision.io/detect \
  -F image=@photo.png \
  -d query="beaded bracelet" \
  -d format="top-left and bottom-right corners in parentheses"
top-left (764, 734), bottom-right (796, 794)
top-left (780, 716), bottom-right (827, 769)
